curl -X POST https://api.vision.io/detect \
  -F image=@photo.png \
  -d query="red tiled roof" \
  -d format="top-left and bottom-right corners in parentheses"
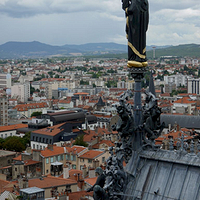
top-left (29, 176), bottom-right (77, 189)
top-left (173, 97), bottom-right (196, 104)
top-left (74, 92), bottom-right (89, 95)
top-left (84, 177), bottom-right (97, 186)
top-left (92, 140), bottom-right (115, 149)
top-left (69, 191), bottom-right (93, 200)
top-left (0, 124), bottom-right (28, 132)
top-left (79, 150), bottom-right (104, 159)
top-left (41, 146), bottom-right (66, 157)
top-left (13, 102), bottom-right (48, 111)
top-left (32, 123), bottom-right (65, 136)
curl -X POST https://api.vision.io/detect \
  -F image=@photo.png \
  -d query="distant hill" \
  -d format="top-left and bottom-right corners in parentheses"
top-left (147, 44), bottom-right (200, 58)
top-left (0, 41), bottom-right (199, 59)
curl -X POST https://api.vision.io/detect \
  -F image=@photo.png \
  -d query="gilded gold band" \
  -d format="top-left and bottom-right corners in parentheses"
top-left (128, 41), bottom-right (146, 59)
top-left (126, 16), bottom-right (129, 28)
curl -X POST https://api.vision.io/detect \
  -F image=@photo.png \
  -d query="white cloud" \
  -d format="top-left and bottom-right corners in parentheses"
top-left (0, 0), bottom-right (200, 46)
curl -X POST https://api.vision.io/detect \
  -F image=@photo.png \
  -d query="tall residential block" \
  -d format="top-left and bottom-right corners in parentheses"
top-left (0, 97), bottom-right (8, 126)
top-left (11, 82), bottom-right (30, 103)
top-left (0, 73), bottom-right (12, 89)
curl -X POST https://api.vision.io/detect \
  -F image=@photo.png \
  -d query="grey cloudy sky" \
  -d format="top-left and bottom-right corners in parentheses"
top-left (0, 0), bottom-right (200, 46)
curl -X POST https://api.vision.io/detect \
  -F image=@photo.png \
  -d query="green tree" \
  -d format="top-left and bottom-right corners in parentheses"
top-left (73, 134), bottom-right (88, 147)
top-left (22, 132), bottom-right (31, 147)
top-left (0, 138), bottom-right (5, 149)
top-left (31, 111), bottom-right (42, 117)
top-left (30, 85), bottom-right (35, 95)
top-left (3, 136), bottom-right (26, 152)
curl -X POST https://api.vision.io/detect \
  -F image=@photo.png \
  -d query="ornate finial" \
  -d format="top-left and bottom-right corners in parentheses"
top-left (169, 138), bottom-right (174, 151)
top-left (190, 140), bottom-right (195, 154)
top-left (197, 140), bottom-right (200, 157)
top-left (176, 134), bottom-right (188, 154)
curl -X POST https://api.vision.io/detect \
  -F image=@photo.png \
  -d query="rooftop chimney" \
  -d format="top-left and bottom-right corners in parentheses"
top-left (63, 165), bottom-right (69, 179)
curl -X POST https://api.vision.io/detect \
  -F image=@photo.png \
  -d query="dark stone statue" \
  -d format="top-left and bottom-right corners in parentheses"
top-left (122, 0), bottom-right (149, 68)
top-left (142, 92), bottom-right (165, 148)
top-left (104, 146), bottom-right (127, 200)
top-left (112, 90), bottom-right (134, 163)
top-left (87, 167), bottom-right (107, 200)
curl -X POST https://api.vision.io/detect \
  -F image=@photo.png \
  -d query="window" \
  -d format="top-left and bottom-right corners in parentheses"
top-left (33, 136), bottom-right (35, 141)
top-left (88, 159), bottom-right (92, 163)
top-left (80, 165), bottom-right (84, 170)
top-left (71, 155), bottom-right (76, 161)
top-left (80, 158), bottom-right (84, 162)
top-left (10, 133), bottom-right (12, 136)
top-left (66, 154), bottom-right (70, 160)
top-left (43, 138), bottom-right (45, 143)
top-left (46, 158), bottom-right (49, 164)
top-left (5, 134), bottom-right (7, 138)
top-left (60, 155), bottom-right (63, 161)
top-left (58, 155), bottom-right (61, 161)
top-left (102, 157), bottom-right (105, 163)
top-left (50, 157), bottom-right (54, 163)
top-left (50, 139), bottom-right (52, 144)
top-left (72, 164), bottom-right (76, 169)
top-left (33, 144), bottom-right (35, 149)
top-left (37, 145), bottom-right (39, 149)
top-left (46, 170), bottom-right (49, 174)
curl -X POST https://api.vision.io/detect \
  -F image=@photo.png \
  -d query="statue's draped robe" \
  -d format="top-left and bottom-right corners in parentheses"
top-left (124, 0), bottom-right (149, 63)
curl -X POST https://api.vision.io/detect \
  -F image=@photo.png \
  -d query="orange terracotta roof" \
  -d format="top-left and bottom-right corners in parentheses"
top-left (83, 132), bottom-right (98, 142)
top-left (59, 100), bottom-right (71, 104)
top-left (79, 150), bottom-right (104, 159)
top-left (32, 123), bottom-right (65, 136)
top-left (0, 179), bottom-right (11, 193)
top-left (173, 97), bottom-right (196, 104)
top-left (29, 176), bottom-right (77, 189)
top-left (13, 155), bottom-right (22, 161)
top-left (65, 145), bottom-right (87, 155)
top-left (92, 140), bottom-right (115, 149)
top-left (84, 177), bottom-right (97, 186)
top-left (0, 124), bottom-right (28, 132)
top-left (23, 160), bottom-right (41, 166)
top-left (69, 191), bottom-right (93, 200)
top-left (41, 146), bottom-right (66, 157)
top-left (156, 131), bottom-right (193, 142)
top-left (74, 92), bottom-right (89, 95)
top-left (13, 102), bottom-right (48, 111)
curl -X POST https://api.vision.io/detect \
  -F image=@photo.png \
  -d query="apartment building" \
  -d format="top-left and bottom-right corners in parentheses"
top-left (0, 73), bottom-right (11, 89)
top-left (11, 82), bottom-right (30, 102)
top-left (188, 78), bottom-right (200, 94)
top-left (0, 97), bottom-right (8, 126)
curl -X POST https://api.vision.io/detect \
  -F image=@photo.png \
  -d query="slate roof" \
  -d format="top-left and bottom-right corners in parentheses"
top-left (161, 114), bottom-right (200, 129)
top-left (124, 149), bottom-right (200, 200)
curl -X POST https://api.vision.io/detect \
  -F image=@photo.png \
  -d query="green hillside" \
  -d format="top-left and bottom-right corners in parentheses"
top-left (147, 44), bottom-right (200, 58)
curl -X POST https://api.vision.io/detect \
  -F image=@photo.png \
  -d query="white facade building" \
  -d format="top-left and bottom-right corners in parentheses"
top-left (164, 74), bottom-right (191, 87)
top-left (188, 78), bottom-right (200, 94)
top-left (0, 73), bottom-right (11, 89)
top-left (11, 82), bottom-right (30, 102)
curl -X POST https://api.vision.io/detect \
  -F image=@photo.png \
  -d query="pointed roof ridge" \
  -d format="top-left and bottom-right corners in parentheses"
top-left (96, 96), bottom-right (105, 106)
top-left (148, 71), bottom-right (156, 96)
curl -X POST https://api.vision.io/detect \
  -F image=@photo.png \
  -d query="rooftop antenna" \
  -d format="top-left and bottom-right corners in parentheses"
top-left (152, 46), bottom-right (156, 59)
